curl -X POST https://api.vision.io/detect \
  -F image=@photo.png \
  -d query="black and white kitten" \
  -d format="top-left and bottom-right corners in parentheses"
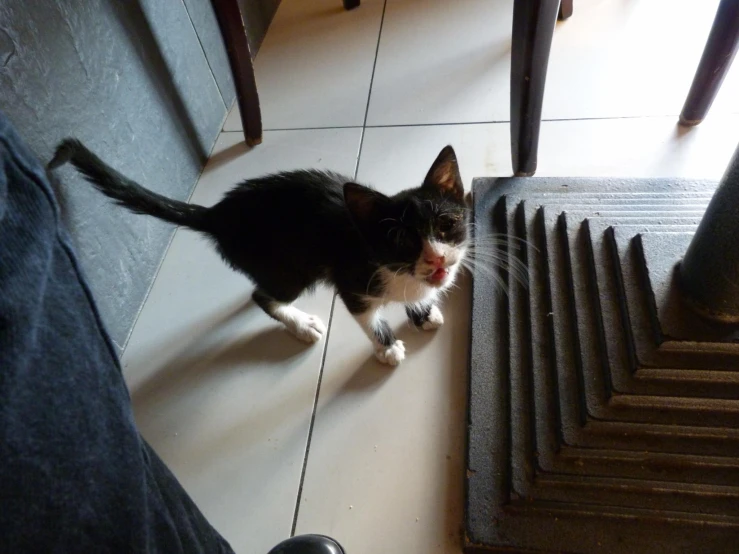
top-left (49, 140), bottom-right (469, 366)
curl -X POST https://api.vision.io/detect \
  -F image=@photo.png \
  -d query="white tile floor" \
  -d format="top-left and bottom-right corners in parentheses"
top-left (124, 1), bottom-right (739, 553)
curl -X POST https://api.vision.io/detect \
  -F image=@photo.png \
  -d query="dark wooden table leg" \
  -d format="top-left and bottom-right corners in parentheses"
top-left (211, 0), bottom-right (263, 146)
top-left (679, 0), bottom-right (739, 127)
top-left (558, 0), bottom-right (573, 20)
top-left (510, 0), bottom-right (561, 176)
top-left (343, 0), bottom-right (361, 9)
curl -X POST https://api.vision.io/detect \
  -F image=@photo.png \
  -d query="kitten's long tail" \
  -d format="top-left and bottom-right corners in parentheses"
top-left (49, 138), bottom-right (211, 232)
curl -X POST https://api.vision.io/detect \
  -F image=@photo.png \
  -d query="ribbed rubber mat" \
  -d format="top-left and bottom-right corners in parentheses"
top-left (466, 177), bottom-right (739, 554)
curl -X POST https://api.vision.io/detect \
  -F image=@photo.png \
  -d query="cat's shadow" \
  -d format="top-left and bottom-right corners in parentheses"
top-left (205, 140), bottom-right (252, 172)
top-left (333, 323), bottom-right (439, 396)
top-left (129, 301), bottom-right (311, 409)
top-left (130, 301), bottom-right (441, 442)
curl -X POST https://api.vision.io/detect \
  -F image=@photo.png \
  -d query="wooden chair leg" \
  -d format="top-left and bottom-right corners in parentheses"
top-left (211, 0), bottom-right (263, 146)
top-left (510, 0), bottom-right (561, 176)
top-left (558, 0), bottom-right (573, 21)
top-left (679, 0), bottom-right (739, 127)
top-left (343, 0), bottom-right (361, 9)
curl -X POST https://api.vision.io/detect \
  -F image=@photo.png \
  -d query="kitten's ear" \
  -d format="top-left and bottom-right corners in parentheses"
top-left (343, 182), bottom-right (389, 223)
top-left (423, 145), bottom-right (464, 200)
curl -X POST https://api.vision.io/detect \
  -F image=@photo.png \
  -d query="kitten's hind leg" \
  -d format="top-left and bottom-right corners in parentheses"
top-left (253, 289), bottom-right (327, 344)
top-left (406, 302), bottom-right (444, 331)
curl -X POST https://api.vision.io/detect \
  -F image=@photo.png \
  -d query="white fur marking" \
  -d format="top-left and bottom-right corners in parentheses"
top-left (411, 240), bottom-right (467, 292)
top-left (351, 307), bottom-right (406, 365)
top-left (271, 304), bottom-right (327, 344)
top-left (378, 268), bottom-right (437, 305)
top-left (425, 240), bottom-right (465, 267)
top-left (353, 308), bottom-right (383, 343)
top-left (375, 340), bottom-right (405, 366)
top-left (350, 240), bottom-right (466, 361)
top-left (422, 305), bottom-right (444, 330)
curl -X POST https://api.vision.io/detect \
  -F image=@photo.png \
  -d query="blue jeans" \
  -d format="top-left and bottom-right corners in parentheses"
top-left (0, 111), bottom-right (234, 553)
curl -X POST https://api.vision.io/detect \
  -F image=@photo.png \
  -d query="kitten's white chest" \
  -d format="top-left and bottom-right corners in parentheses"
top-left (379, 268), bottom-right (437, 305)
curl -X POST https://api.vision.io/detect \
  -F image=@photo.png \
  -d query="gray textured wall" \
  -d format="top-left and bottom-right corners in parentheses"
top-left (0, 0), bottom-right (278, 352)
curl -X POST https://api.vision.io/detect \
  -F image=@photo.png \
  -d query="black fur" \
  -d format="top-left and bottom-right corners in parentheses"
top-left (372, 319), bottom-right (396, 348)
top-left (49, 139), bottom-right (210, 231)
top-left (406, 303), bottom-right (433, 328)
top-left (50, 139), bottom-right (469, 358)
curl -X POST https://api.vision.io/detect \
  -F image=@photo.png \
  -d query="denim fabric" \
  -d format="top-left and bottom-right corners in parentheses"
top-left (0, 111), bottom-right (234, 554)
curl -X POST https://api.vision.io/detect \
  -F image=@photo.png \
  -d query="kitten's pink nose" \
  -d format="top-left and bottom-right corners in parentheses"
top-left (424, 255), bottom-right (445, 267)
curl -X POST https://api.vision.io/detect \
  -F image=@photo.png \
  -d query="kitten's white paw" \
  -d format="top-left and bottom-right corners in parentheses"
top-left (287, 313), bottom-right (327, 344)
top-left (375, 340), bottom-right (406, 366)
top-left (421, 305), bottom-right (444, 331)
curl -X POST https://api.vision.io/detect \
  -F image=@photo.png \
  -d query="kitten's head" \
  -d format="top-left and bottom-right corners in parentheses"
top-left (344, 145), bottom-right (469, 289)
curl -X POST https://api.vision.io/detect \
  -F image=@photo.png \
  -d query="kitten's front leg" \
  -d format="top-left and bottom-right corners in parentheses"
top-left (406, 301), bottom-right (444, 331)
top-left (342, 293), bottom-right (405, 366)
top-left (357, 311), bottom-right (406, 366)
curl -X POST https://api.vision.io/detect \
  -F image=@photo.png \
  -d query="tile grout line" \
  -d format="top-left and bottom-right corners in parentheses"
top-left (290, 294), bottom-right (336, 537)
top-left (119, 120), bottom-right (227, 357)
top-left (220, 110), bottom-right (739, 136)
top-left (358, 0), bottom-right (389, 137)
top-left (289, 0), bottom-right (389, 536)
top-left (177, 0), bottom-right (229, 110)
top-left (357, 112), bottom-right (714, 128)
top-left (120, 0), bottom-right (234, 354)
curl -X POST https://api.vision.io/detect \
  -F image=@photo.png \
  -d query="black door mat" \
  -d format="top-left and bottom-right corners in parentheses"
top-left (466, 177), bottom-right (739, 554)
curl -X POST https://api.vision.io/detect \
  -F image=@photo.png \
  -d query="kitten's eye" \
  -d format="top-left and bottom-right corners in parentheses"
top-left (437, 216), bottom-right (457, 235)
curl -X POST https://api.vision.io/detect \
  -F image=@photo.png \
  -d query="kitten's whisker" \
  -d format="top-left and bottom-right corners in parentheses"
top-left (461, 259), bottom-right (501, 279)
top-left (467, 246), bottom-right (530, 267)
top-left (462, 258), bottom-right (508, 281)
top-left (446, 281), bottom-right (462, 293)
top-left (467, 247), bottom-right (511, 257)
top-left (467, 245), bottom-right (510, 253)
top-left (366, 265), bottom-right (387, 296)
top-left (401, 204), bottom-right (409, 223)
top-left (468, 251), bottom-right (514, 261)
top-left (389, 264), bottom-right (411, 304)
top-left (468, 244), bottom-right (516, 254)
top-left (462, 259), bottom-right (498, 276)
top-left (469, 227), bottom-right (533, 242)
top-left (461, 259), bottom-right (509, 296)
top-left (471, 239), bottom-right (524, 248)
top-left (472, 233), bottom-right (539, 252)
top-left (468, 251), bottom-right (528, 270)
top-left (468, 255), bottom-right (529, 288)
top-left (463, 254), bottom-right (529, 289)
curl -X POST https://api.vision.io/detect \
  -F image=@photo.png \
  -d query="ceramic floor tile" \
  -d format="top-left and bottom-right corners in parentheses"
top-left (292, 129), bottom-right (475, 554)
top-left (357, 115), bottom-right (739, 185)
top-left (294, 274), bottom-right (471, 554)
top-left (293, 115), bottom-right (738, 553)
top-left (366, 0), bottom-right (512, 126)
top-left (223, 0), bottom-right (385, 132)
top-left (123, 128), bottom-right (362, 554)
top-left (542, 0), bottom-right (739, 121)
top-left (367, 0), bottom-right (739, 126)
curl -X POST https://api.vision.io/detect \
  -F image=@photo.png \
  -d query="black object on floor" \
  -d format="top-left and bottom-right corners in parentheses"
top-left (465, 171), bottom-right (739, 551)
top-left (679, 0), bottom-right (739, 127)
top-left (267, 534), bottom-right (345, 554)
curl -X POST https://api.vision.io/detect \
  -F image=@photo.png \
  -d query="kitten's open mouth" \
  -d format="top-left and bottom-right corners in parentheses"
top-left (426, 267), bottom-right (449, 285)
